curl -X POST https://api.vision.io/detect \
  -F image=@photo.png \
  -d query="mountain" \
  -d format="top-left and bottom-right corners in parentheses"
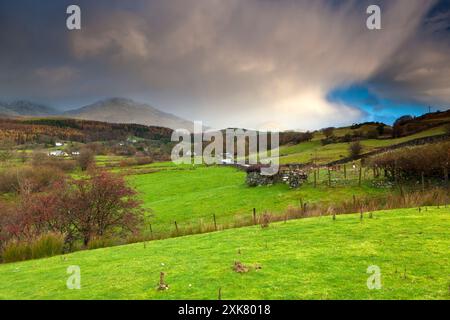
top-left (0, 105), bottom-right (18, 117)
top-left (0, 100), bottom-right (57, 116)
top-left (64, 98), bottom-right (195, 131)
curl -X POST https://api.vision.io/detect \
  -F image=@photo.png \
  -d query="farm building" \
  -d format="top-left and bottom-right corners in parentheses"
top-left (48, 150), bottom-right (68, 157)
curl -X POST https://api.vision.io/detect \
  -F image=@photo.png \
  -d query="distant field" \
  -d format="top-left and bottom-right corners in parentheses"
top-left (0, 207), bottom-right (448, 300)
top-left (129, 165), bottom-right (389, 234)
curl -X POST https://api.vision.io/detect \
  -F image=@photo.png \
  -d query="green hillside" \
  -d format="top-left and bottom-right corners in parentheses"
top-left (279, 125), bottom-right (447, 164)
top-left (0, 207), bottom-right (448, 300)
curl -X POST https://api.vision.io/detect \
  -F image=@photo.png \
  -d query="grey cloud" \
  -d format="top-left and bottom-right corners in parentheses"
top-left (0, 0), bottom-right (448, 129)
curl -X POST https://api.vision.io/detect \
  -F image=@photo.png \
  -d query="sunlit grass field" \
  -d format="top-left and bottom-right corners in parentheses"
top-left (129, 165), bottom-right (389, 234)
top-left (0, 207), bottom-right (448, 300)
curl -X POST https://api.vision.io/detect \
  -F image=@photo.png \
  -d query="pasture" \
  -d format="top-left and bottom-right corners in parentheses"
top-left (128, 165), bottom-right (389, 234)
top-left (0, 207), bottom-right (448, 299)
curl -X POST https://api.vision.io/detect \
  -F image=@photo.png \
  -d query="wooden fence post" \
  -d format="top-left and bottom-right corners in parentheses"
top-left (421, 172), bottom-right (425, 192)
top-left (174, 221), bottom-right (179, 234)
top-left (253, 208), bottom-right (256, 225)
top-left (358, 166), bottom-right (362, 187)
top-left (328, 167), bottom-right (331, 187)
top-left (344, 164), bottom-right (347, 180)
top-left (314, 170), bottom-right (317, 188)
top-left (149, 224), bottom-right (153, 240)
top-left (444, 167), bottom-right (449, 189)
top-left (213, 214), bottom-right (217, 231)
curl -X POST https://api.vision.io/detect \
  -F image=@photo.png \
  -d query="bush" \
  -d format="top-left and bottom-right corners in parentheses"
top-left (77, 148), bottom-right (95, 171)
top-left (30, 233), bottom-right (64, 259)
top-left (349, 141), bottom-right (362, 159)
top-left (135, 156), bottom-right (154, 166)
top-left (0, 166), bottom-right (64, 193)
top-left (0, 169), bottom-right (20, 193)
top-left (322, 127), bottom-right (335, 138)
top-left (367, 141), bottom-right (450, 180)
top-left (1, 233), bottom-right (64, 263)
top-left (87, 236), bottom-right (115, 250)
top-left (1, 241), bottom-right (32, 263)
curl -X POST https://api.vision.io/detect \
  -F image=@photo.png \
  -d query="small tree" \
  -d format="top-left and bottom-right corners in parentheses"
top-left (392, 115), bottom-right (413, 138)
top-left (349, 141), bottom-right (362, 159)
top-left (5, 170), bottom-right (144, 248)
top-left (77, 148), bottom-right (95, 171)
top-left (322, 127), bottom-right (335, 138)
top-left (67, 170), bottom-right (144, 246)
top-left (376, 124), bottom-right (385, 136)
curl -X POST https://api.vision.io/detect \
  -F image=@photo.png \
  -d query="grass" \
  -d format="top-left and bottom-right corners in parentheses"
top-left (0, 207), bottom-right (448, 300)
top-left (278, 125), bottom-right (447, 164)
top-left (129, 165), bottom-right (388, 234)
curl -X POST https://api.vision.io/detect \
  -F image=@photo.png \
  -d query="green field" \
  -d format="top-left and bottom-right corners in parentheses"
top-left (0, 207), bottom-right (448, 300)
top-left (278, 126), bottom-right (447, 164)
top-left (129, 165), bottom-right (388, 234)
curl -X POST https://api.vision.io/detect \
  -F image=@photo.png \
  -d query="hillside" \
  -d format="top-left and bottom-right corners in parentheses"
top-left (65, 98), bottom-right (195, 131)
top-left (0, 207), bottom-right (448, 299)
top-left (0, 118), bottom-right (174, 144)
top-left (278, 125), bottom-right (448, 165)
top-left (0, 100), bottom-right (57, 116)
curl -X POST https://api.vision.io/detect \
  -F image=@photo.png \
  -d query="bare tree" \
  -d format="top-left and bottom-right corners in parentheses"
top-left (349, 141), bottom-right (363, 159)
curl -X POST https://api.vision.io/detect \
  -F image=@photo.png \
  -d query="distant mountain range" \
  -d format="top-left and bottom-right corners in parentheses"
top-left (0, 100), bottom-right (58, 117)
top-left (0, 98), bottom-right (195, 130)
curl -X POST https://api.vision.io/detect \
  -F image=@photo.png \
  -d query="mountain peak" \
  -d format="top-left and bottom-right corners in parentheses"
top-left (65, 98), bottom-right (194, 130)
top-left (98, 97), bottom-right (136, 105)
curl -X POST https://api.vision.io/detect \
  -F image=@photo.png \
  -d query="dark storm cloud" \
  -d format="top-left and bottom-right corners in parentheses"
top-left (367, 2), bottom-right (450, 108)
top-left (0, 0), bottom-right (449, 129)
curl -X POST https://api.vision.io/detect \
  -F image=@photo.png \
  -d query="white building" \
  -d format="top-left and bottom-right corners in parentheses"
top-left (220, 158), bottom-right (233, 165)
top-left (49, 150), bottom-right (68, 157)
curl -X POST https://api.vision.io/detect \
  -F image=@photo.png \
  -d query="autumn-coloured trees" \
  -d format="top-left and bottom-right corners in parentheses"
top-left (0, 169), bottom-right (144, 253)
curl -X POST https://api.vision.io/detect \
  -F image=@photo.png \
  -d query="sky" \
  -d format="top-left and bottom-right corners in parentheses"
top-left (0, 0), bottom-right (449, 130)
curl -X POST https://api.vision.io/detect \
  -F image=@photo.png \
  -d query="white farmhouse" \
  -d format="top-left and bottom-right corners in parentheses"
top-left (49, 150), bottom-right (68, 157)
